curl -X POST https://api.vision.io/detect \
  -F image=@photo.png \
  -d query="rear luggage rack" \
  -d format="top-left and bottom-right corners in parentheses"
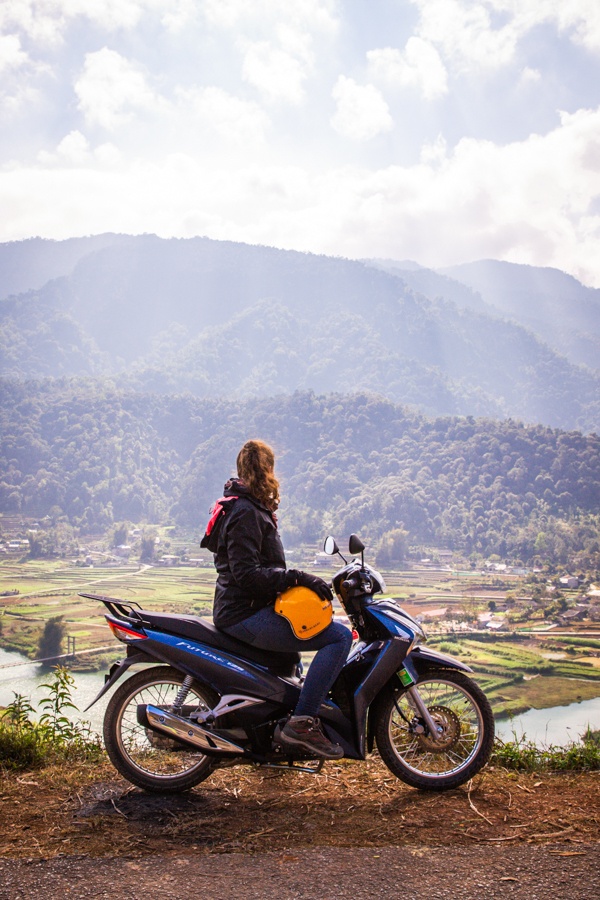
top-left (79, 592), bottom-right (145, 622)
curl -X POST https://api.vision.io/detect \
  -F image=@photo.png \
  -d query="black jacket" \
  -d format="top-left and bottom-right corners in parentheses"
top-left (211, 479), bottom-right (288, 628)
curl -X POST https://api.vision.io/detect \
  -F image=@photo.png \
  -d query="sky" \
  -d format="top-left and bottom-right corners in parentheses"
top-left (1, 0), bottom-right (600, 286)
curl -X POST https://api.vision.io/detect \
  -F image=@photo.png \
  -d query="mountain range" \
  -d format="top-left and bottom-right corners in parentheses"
top-left (1, 234), bottom-right (599, 432)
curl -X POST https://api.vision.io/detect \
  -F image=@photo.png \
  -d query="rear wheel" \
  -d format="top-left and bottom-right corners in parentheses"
top-left (103, 666), bottom-right (218, 793)
top-left (374, 669), bottom-right (495, 791)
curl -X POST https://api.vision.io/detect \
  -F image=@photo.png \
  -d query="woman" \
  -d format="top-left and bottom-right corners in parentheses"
top-left (205, 439), bottom-right (352, 759)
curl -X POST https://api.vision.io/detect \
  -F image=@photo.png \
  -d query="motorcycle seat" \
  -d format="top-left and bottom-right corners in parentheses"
top-left (138, 609), bottom-right (302, 677)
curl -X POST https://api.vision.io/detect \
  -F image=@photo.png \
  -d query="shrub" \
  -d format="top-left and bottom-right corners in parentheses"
top-left (0, 666), bottom-right (102, 771)
top-left (0, 694), bottom-right (48, 769)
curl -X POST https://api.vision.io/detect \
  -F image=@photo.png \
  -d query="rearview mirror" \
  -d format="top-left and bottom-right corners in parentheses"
top-left (348, 534), bottom-right (365, 556)
top-left (323, 536), bottom-right (339, 556)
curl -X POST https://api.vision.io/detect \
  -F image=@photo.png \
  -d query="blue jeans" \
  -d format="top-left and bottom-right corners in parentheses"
top-left (222, 606), bottom-right (353, 718)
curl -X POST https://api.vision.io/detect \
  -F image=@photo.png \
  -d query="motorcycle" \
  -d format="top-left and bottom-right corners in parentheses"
top-left (82, 534), bottom-right (494, 793)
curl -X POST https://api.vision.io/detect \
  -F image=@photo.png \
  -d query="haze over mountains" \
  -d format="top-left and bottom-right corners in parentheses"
top-left (369, 257), bottom-right (600, 374)
top-left (1, 234), bottom-right (599, 433)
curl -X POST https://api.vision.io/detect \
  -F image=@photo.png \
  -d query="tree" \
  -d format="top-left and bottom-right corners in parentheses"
top-left (376, 528), bottom-right (409, 567)
top-left (111, 522), bottom-right (129, 548)
top-left (37, 616), bottom-right (66, 666)
top-left (27, 531), bottom-right (45, 558)
top-left (140, 530), bottom-right (157, 562)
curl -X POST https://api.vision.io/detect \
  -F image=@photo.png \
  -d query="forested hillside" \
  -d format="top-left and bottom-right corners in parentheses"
top-left (441, 260), bottom-right (600, 373)
top-left (1, 380), bottom-right (598, 566)
top-left (367, 257), bottom-right (600, 374)
top-left (0, 234), bottom-right (126, 301)
top-left (1, 235), bottom-right (599, 432)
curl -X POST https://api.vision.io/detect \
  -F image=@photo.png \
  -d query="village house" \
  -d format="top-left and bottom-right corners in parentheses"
top-left (559, 575), bottom-right (580, 589)
top-left (559, 608), bottom-right (586, 624)
top-left (159, 555), bottom-right (180, 567)
top-left (114, 544), bottom-right (132, 558)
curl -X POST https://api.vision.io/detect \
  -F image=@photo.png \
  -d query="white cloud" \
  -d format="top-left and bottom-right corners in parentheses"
top-left (201, 0), bottom-right (339, 35)
top-left (0, 32), bottom-right (49, 112)
top-left (519, 66), bottom-right (541, 86)
top-left (409, 0), bottom-right (600, 72)
top-left (553, 1), bottom-right (600, 52)
top-left (2, 105), bottom-right (600, 286)
top-left (174, 86), bottom-right (270, 148)
top-left (0, 1), bottom-right (197, 44)
top-left (36, 131), bottom-right (122, 166)
top-left (159, 0), bottom-right (198, 33)
top-left (420, 134), bottom-right (448, 165)
top-left (53, 130), bottom-right (90, 164)
top-left (318, 104), bottom-right (600, 285)
top-left (0, 34), bottom-right (27, 73)
top-left (241, 41), bottom-right (310, 104)
top-left (207, 4), bottom-right (333, 106)
top-left (367, 37), bottom-right (448, 100)
top-left (74, 48), bottom-right (163, 130)
top-left (0, 1), bottom-right (138, 44)
top-left (331, 76), bottom-right (393, 141)
top-left (410, 0), bottom-right (521, 71)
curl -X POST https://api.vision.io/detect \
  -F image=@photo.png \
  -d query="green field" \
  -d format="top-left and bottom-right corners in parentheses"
top-left (0, 559), bottom-right (217, 665)
top-left (427, 634), bottom-right (600, 717)
top-left (2, 559), bottom-right (600, 719)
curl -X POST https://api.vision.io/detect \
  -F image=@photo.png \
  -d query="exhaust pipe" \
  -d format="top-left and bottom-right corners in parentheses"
top-left (138, 704), bottom-right (245, 756)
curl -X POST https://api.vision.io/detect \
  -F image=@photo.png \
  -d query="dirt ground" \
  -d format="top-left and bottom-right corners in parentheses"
top-left (1, 758), bottom-right (599, 898)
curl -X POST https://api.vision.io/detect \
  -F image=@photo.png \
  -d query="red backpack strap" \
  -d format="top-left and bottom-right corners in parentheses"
top-left (200, 496), bottom-right (238, 550)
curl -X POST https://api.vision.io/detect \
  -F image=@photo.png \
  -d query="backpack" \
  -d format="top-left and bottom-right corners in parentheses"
top-left (200, 495), bottom-right (239, 553)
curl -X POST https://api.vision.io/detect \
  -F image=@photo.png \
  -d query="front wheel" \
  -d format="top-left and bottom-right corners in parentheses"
top-left (374, 669), bottom-right (495, 791)
top-left (103, 666), bottom-right (218, 793)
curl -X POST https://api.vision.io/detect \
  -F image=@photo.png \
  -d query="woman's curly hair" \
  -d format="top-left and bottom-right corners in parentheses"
top-left (236, 439), bottom-right (280, 511)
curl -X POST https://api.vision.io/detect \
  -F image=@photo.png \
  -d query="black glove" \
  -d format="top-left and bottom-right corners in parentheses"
top-left (285, 569), bottom-right (333, 602)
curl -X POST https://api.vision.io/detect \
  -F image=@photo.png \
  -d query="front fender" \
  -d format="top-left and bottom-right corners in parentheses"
top-left (408, 645), bottom-right (473, 676)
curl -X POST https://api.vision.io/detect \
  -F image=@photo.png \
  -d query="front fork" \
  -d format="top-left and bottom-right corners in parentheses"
top-left (405, 685), bottom-right (443, 741)
top-left (397, 656), bottom-right (443, 742)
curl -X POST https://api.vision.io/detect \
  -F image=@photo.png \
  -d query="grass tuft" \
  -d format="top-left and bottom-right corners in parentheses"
top-left (492, 727), bottom-right (600, 772)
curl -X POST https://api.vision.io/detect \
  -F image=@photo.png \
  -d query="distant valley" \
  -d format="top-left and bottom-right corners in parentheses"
top-left (1, 235), bottom-right (599, 559)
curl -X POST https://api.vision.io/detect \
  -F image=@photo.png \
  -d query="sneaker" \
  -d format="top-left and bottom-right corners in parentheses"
top-left (274, 715), bottom-right (344, 759)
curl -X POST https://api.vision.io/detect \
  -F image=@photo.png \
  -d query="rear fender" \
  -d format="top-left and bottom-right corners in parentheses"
top-left (84, 650), bottom-right (153, 710)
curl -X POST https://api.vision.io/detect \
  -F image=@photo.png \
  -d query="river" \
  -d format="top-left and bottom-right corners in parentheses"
top-left (2, 646), bottom-right (599, 746)
top-left (494, 695), bottom-right (600, 746)
top-left (0, 647), bottom-right (109, 732)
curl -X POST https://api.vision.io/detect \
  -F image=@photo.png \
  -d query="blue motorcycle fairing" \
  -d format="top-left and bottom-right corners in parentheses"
top-left (323, 637), bottom-right (410, 760)
top-left (136, 628), bottom-right (301, 706)
top-left (365, 605), bottom-right (417, 644)
top-left (408, 645), bottom-right (473, 675)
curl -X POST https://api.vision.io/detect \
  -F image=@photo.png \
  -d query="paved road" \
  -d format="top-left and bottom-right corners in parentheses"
top-left (1, 843), bottom-right (598, 900)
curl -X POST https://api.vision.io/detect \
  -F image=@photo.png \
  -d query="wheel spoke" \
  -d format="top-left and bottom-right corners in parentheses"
top-left (386, 676), bottom-right (486, 778)
top-left (116, 677), bottom-right (210, 778)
